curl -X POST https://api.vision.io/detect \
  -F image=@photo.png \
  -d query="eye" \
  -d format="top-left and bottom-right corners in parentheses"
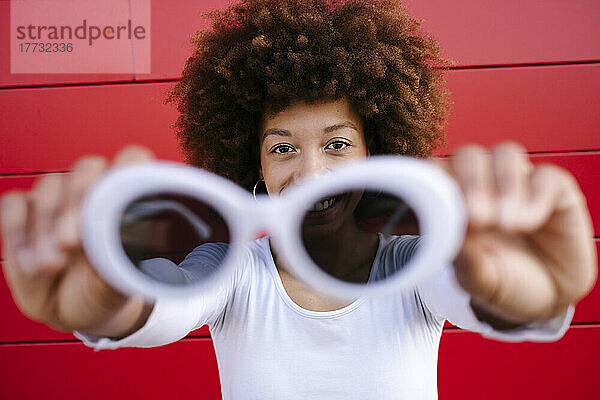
top-left (325, 140), bottom-right (351, 151)
top-left (271, 144), bottom-right (296, 154)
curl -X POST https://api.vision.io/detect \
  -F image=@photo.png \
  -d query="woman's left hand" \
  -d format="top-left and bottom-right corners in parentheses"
top-left (435, 142), bottom-right (597, 325)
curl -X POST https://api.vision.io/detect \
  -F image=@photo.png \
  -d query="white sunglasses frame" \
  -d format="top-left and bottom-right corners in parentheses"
top-left (80, 156), bottom-right (466, 301)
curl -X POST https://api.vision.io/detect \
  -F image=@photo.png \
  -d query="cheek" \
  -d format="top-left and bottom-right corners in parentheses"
top-left (259, 151), bottom-right (271, 187)
top-left (357, 143), bottom-right (369, 159)
top-left (260, 149), bottom-right (298, 196)
top-left (264, 178), bottom-right (276, 195)
top-left (261, 162), bottom-right (282, 195)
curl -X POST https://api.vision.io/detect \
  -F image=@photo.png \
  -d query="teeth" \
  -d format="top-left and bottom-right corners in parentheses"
top-left (311, 197), bottom-right (336, 211)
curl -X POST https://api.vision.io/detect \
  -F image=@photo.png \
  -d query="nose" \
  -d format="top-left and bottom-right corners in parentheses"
top-left (296, 149), bottom-right (329, 182)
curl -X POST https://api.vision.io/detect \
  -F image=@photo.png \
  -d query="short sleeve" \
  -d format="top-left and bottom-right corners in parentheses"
top-left (75, 242), bottom-right (241, 350)
top-left (417, 264), bottom-right (574, 342)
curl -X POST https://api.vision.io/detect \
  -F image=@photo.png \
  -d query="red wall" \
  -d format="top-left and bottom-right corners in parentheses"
top-left (1, 1), bottom-right (599, 399)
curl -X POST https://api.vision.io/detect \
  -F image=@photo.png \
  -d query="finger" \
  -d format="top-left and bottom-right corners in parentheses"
top-left (31, 174), bottom-right (67, 271)
top-left (56, 145), bottom-right (155, 250)
top-left (112, 145), bottom-right (155, 167)
top-left (491, 142), bottom-right (533, 231)
top-left (451, 145), bottom-right (497, 229)
top-left (5, 187), bottom-right (63, 323)
top-left (1, 190), bottom-right (54, 312)
top-left (519, 164), bottom-right (586, 232)
top-left (1, 191), bottom-right (31, 271)
top-left (56, 156), bottom-right (108, 251)
top-left (453, 234), bottom-right (499, 302)
top-left (520, 164), bottom-right (596, 303)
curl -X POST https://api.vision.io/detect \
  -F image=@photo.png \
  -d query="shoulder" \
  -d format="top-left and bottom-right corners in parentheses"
top-left (179, 236), bottom-right (273, 282)
top-left (179, 242), bottom-right (230, 268)
top-left (370, 233), bottom-right (422, 280)
top-left (378, 234), bottom-right (422, 263)
top-left (243, 235), bottom-right (272, 260)
top-left (180, 237), bottom-right (270, 265)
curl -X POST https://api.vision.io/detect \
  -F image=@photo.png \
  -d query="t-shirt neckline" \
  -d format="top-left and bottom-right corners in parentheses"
top-left (262, 234), bottom-right (384, 319)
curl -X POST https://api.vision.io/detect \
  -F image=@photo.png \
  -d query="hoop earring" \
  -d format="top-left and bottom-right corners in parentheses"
top-left (253, 179), bottom-right (266, 199)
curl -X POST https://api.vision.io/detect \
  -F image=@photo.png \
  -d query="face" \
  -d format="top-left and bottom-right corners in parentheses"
top-left (259, 98), bottom-right (368, 196)
top-left (259, 98), bottom-right (369, 237)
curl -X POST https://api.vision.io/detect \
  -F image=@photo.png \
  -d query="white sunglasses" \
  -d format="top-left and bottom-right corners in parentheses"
top-left (80, 156), bottom-right (466, 301)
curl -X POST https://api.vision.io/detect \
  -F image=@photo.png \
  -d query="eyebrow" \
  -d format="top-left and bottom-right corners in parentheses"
top-left (324, 121), bottom-right (359, 134)
top-left (261, 121), bottom-right (359, 141)
top-left (261, 128), bottom-right (291, 142)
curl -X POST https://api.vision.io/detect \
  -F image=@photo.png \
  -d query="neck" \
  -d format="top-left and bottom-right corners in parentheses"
top-left (272, 217), bottom-right (379, 284)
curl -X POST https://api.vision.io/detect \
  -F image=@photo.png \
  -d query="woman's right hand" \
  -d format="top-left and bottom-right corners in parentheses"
top-left (0, 146), bottom-right (155, 339)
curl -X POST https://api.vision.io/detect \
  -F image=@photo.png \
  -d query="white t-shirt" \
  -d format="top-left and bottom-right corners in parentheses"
top-left (76, 234), bottom-right (573, 400)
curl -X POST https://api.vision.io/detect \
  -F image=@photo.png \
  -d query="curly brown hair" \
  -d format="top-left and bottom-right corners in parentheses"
top-left (168, 0), bottom-right (449, 191)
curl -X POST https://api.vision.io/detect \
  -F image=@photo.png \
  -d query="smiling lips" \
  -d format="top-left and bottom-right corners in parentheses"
top-left (310, 196), bottom-right (336, 212)
top-left (309, 194), bottom-right (346, 212)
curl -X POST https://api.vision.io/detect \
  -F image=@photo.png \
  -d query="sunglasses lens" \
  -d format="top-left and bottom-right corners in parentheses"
top-left (300, 189), bottom-right (420, 285)
top-left (119, 193), bottom-right (231, 285)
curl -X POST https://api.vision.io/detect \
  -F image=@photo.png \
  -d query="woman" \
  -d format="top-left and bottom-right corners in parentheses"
top-left (1, 0), bottom-right (596, 398)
